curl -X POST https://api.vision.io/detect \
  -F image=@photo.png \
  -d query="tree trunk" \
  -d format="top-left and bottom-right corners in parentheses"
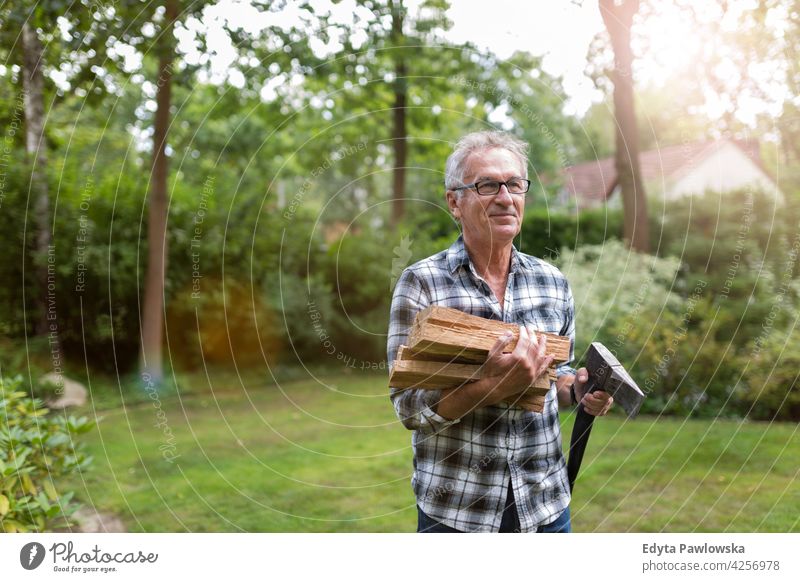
top-left (390, 0), bottom-right (407, 228)
top-left (600, 0), bottom-right (649, 253)
top-left (22, 22), bottom-right (55, 342)
top-left (140, 0), bottom-right (179, 384)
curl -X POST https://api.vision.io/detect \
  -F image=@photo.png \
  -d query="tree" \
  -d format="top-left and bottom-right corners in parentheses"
top-left (688, 0), bottom-right (800, 190)
top-left (590, 1), bottom-right (800, 191)
top-left (296, 0), bottom-right (576, 227)
top-left (20, 20), bottom-right (52, 337)
top-left (599, 0), bottom-right (649, 252)
top-left (1, 0), bottom-right (198, 382)
top-left (389, 0), bottom-right (407, 227)
top-left (303, 0), bottom-right (475, 226)
top-left (572, 87), bottom-right (711, 163)
top-left (119, 0), bottom-right (311, 382)
top-left (0, 1), bottom-right (117, 350)
top-left (140, 0), bottom-right (180, 384)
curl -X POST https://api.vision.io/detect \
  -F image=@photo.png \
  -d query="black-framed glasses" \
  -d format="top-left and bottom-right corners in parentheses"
top-left (451, 178), bottom-right (531, 196)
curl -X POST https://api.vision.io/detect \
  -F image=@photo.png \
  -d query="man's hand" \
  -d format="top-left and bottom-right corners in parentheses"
top-left (573, 367), bottom-right (613, 416)
top-left (480, 326), bottom-right (554, 405)
top-left (436, 326), bottom-right (555, 420)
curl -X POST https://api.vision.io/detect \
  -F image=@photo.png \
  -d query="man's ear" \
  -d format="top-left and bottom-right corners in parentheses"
top-left (446, 190), bottom-right (461, 221)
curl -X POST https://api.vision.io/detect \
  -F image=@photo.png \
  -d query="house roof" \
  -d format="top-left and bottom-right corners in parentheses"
top-left (562, 139), bottom-right (772, 204)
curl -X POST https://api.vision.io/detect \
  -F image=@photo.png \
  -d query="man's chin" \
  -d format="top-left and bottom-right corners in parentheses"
top-left (488, 214), bottom-right (518, 226)
top-left (487, 224), bottom-right (520, 244)
top-left (492, 219), bottom-right (520, 233)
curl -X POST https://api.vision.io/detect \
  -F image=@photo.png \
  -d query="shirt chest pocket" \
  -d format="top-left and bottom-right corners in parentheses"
top-left (518, 307), bottom-right (565, 336)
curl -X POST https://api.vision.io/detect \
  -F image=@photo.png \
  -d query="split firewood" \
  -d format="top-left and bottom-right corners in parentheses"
top-left (406, 306), bottom-right (570, 364)
top-left (505, 391), bottom-right (547, 412)
top-left (389, 306), bottom-right (571, 413)
top-left (389, 358), bottom-right (550, 412)
top-left (389, 357), bottom-right (550, 392)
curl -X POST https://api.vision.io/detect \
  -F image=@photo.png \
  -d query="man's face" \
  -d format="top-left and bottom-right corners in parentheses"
top-left (446, 147), bottom-right (527, 250)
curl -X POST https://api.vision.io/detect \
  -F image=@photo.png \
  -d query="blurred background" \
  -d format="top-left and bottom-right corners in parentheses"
top-left (0, 0), bottom-right (798, 533)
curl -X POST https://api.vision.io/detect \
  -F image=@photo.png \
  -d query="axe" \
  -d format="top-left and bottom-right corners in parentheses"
top-left (566, 342), bottom-right (645, 492)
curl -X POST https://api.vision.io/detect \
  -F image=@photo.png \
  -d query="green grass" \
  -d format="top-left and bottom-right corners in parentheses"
top-left (64, 370), bottom-right (800, 532)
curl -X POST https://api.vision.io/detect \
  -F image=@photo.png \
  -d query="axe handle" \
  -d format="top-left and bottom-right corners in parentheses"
top-left (566, 379), bottom-right (599, 493)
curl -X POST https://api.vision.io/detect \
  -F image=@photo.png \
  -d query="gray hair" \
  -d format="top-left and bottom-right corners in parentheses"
top-left (444, 130), bottom-right (529, 195)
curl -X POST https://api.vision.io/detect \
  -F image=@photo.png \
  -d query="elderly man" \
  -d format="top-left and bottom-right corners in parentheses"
top-left (387, 130), bottom-right (613, 533)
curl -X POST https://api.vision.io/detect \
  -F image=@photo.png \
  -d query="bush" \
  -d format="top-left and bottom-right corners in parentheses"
top-left (557, 241), bottom-right (749, 417)
top-left (653, 189), bottom-right (796, 279)
top-left (606, 299), bottom-right (744, 418)
top-left (33, 374), bottom-right (65, 403)
top-left (556, 240), bottom-right (683, 356)
top-left (0, 375), bottom-right (94, 532)
top-left (519, 206), bottom-right (623, 260)
top-left (652, 188), bottom-right (800, 341)
top-left (321, 232), bottom-right (396, 364)
top-left (642, 188), bottom-right (800, 418)
top-left (262, 270), bottom-right (337, 363)
top-left (166, 277), bottom-right (284, 369)
top-left (740, 318), bottom-right (800, 422)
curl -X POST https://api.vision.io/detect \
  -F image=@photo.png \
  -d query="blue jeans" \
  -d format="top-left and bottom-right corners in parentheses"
top-left (417, 480), bottom-right (571, 533)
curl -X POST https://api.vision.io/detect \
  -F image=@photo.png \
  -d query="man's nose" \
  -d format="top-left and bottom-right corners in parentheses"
top-left (493, 184), bottom-right (514, 205)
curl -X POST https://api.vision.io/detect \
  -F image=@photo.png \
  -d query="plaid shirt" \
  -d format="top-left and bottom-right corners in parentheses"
top-left (388, 235), bottom-right (577, 532)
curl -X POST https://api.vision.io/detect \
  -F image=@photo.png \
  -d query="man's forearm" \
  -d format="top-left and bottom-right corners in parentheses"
top-left (556, 373), bottom-right (576, 407)
top-left (435, 377), bottom-right (505, 420)
top-left (438, 372), bottom-right (576, 420)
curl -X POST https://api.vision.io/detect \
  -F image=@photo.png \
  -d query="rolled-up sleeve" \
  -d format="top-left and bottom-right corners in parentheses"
top-left (556, 282), bottom-right (578, 378)
top-left (387, 269), bottom-right (461, 435)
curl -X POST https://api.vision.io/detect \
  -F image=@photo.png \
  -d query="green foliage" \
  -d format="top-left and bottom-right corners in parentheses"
top-left (652, 188), bottom-right (800, 367)
top-left (0, 85), bottom-right (153, 371)
top-left (0, 375), bottom-right (94, 532)
top-left (557, 239), bottom-right (683, 357)
top-left (557, 195), bottom-right (800, 421)
top-left (653, 189), bottom-right (796, 287)
top-left (264, 270), bottom-right (336, 362)
top-left (558, 241), bottom-right (749, 417)
top-left (740, 321), bottom-right (800, 421)
top-left (0, 148), bottom-right (34, 338)
top-left (33, 375), bottom-right (64, 402)
top-left (569, 99), bottom-right (616, 162)
top-left (321, 232), bottom-right (396, 364)
top-left (606, 299), bottom-right (743, 418)
top-left (520, 206), bottom-right (623, 261)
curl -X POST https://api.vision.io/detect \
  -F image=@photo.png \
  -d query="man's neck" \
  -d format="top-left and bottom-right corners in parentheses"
top-left (463, 234), bottom-right (513, 282)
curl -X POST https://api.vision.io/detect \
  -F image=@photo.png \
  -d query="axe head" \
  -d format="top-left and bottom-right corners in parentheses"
top-left (585, 343), bottom-right (645, 419)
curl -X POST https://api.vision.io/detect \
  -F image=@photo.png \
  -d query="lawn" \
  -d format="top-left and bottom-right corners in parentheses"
top-left (64, 369), bottom-right (800, 532)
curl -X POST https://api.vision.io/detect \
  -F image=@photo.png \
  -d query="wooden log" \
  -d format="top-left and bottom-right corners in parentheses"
top-left (399, 344), bottom-right (558, 380)
top-left (389, 306), bottom-right (570, 414)
top-left (389, 359), bottom-right (549, 413)
top-left (389, 359), bottom-right (482, 389)
top-left (389, 356), bottom-right (550, 392)
top-left (406, 306), bottom-right (571, 364)
top-left (505, 392), bottom-right (546, 413)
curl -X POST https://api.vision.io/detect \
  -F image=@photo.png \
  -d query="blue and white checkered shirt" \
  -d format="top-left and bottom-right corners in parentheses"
top-left (388, 235), bottom-right (577, 532)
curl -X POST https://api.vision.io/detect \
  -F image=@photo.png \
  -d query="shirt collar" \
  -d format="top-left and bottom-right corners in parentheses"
top-left (446, 234), bottom-right (522, 275)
